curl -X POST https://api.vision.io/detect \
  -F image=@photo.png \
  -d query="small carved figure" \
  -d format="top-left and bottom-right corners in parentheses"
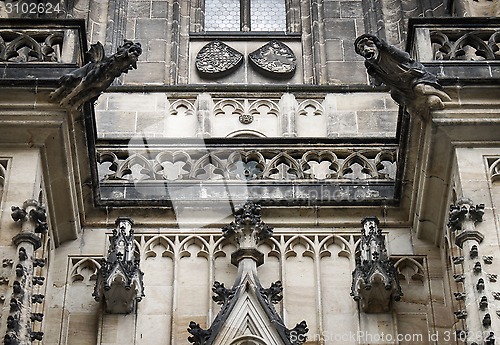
top-left (470, 245), bottom-right (479, 259)
top-left (50, 40), bottom-right (142, 110)
top-left (32, 294), bottom-right (44, 303)
top-left (15, 264), bottom-right (24, 278)
top-left (7, 315), bottom-right (19, 330)
top-left (30, 313), bottom-right (44, 322)
top-left (469, 203), bottom-right (485, 222)
top-left (18, 247), bottom-right (27, 261)
top-left (354, 34), bottom-right (451, 114)
top-left (484, 313), bottom-right (492, 327)
top-left (484, 256), bottom-right (494, 264)
top-left (33, 258), bottom-right (46, 268)
top-left (30, 332), bottom-right (43, 341)
top-left (12, 281), bottom-right (22, 294)
top-left (453, 256), bottom-right (464, 265)
top-left (448, 204), bottom-right (466, 231)
top-left (480, 296), bottom-right (489, 310)
top-left (454, 292), bottom-right (466, 300)
top-left (488, 274), bottom-right (498, 282)
top-left (2, 259), bottom-right (14, 267)
top-left (454, 309), bottom-right (468, 319)
top-left (10, 297), bottom-right (20, 312)
top-left (3, 333), bottom-right (18, 345)
top-left (10, 206), bottom-right (27, 222)
top-left (187, 321), bottom-right (211, 345)
top-left (32, 276), bottom-right (45, 285)
top-left (477, 278), bottom-right (485, 292)
top-left (474, 262), bottom-right (482, 274)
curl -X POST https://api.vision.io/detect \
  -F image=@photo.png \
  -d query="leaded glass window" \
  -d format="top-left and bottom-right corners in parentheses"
top-left (204, 0), bottom-right (286, 32)
top-left (251, 0), bottom-right (286, 32)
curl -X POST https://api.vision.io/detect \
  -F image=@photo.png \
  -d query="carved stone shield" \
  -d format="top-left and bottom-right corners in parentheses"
top-left (195, 40), bottom-right (243, 78)
top-left (249, 40), bottom-right (296, 78)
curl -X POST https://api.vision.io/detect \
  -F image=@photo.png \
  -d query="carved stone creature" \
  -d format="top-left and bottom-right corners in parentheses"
top-left (354, 34), bottom-right (451, 115)
top-left (18, 247), bottom-right (27, 261)
top-left (50, 40), bottom-right (142, 110)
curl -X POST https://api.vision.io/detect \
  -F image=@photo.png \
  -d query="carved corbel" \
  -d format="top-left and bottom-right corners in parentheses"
top-left (93, 217), bottom-right (144, 314)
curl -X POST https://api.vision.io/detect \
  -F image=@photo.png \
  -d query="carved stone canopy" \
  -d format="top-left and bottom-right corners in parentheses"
top-left (351, 216), bottom-right (402, 313)
top-left (93, 217), bottom-right (145, 314)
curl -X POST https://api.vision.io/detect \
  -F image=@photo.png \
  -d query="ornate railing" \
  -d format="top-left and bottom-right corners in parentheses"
top-left (407, 18), bottom-right (500, 81)
top-left (0, 19), bottom-right (86, 81)
top-left (95, 140), bottom-right (400, 205)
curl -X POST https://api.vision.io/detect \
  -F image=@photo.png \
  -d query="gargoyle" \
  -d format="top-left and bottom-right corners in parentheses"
top-left (354, 34), bottom-right (451, 116)
top-left (50, 40), bottom-right (142, 110)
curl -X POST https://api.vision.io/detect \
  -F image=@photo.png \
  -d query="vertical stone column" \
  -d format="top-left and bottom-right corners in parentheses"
top-left (449, 198), bottom-right (495, 344)
top-left (195, 93), bottom-right (213, 138)
top-left (4, 200), bottom-right (46, 345)
top-left (279, 93), bottom-right (297, 137)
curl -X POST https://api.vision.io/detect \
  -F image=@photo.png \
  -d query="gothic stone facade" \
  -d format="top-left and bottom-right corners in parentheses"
top-left (0, 0), bottom-right (500, 344)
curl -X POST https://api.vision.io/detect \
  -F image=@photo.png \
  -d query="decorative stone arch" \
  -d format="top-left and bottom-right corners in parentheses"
top-left (229, 335), bottom-right (268, 345)
top-left (226, 129), bottom-right (267, 138)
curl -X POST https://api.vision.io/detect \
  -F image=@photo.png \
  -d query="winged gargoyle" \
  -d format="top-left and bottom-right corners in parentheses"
top-left (354, 34), bottom-right (451, 117)
top-left (50, 39), bottom-right (142, 110)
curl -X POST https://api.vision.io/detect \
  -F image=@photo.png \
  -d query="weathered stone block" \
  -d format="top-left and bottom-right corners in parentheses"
top-left (123, 62), bottom-right (166, 84)
top-left (128, 1), bottom-right (151, 18)
top-left (152, 1), bottom-right (168, 18)
top-left (135, 19), bottom-right (167, 40)
top-left (326, 61), bottom-right (367, 84)
top-left (324, 19), bottom-right (356, 39)
top-left (340, 1), bottom-right (363, 18)
top-left (325, 39), bottom-right (343, 61)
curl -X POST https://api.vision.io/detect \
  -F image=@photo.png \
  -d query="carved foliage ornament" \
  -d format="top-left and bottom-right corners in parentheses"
top-left (0, 31), bottom-right (63, 62)
top-left (195, 40), bottom-right (243, 77)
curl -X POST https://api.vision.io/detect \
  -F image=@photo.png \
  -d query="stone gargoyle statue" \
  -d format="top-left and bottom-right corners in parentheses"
top-left (354, 34), bottom-right (451, 116)
top-left (50, 39), bottom-right (142, 110)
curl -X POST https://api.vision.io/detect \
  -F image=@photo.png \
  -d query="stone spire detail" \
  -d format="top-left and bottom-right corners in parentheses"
top-left (187, 202), bottom-right (308, 345)
top-left (4, 200), bottom-right (47, 345)
top-left (93, 217), bottom-right (145, 314)
top-left (351, 216), bottom-right (402, 313)
top-left (448, 198), bottom-right (495, 344)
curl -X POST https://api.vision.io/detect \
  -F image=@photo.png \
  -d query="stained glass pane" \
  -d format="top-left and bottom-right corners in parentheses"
top-left (205, 0), bottom-right (240, 31)
top-left (251, 0), bottom-right (286, 32)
